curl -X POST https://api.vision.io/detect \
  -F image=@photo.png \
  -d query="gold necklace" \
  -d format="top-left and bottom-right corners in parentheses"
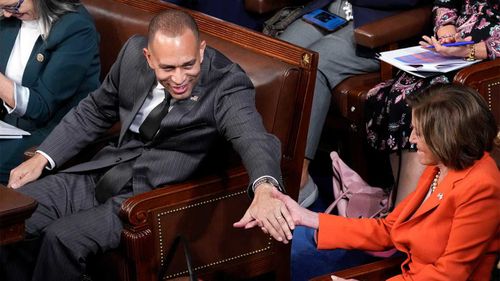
top-left (430, 170), bottom-right (441, 194)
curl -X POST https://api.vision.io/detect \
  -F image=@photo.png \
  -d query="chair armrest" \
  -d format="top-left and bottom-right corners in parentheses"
top-left (354, 5), bottom-right (432, 49)
top-left (309, 255), bottom-right (405, 281)
top-left (454, 59), bottom-right (500, 85)
top-left (118, 166), bottom-right (285, 280)
top-left (0, 186), bottom-right (38, 245)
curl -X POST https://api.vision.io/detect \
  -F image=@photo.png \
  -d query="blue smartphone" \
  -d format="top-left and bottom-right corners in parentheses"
top-left (302, 9), bottom-right (347, 32)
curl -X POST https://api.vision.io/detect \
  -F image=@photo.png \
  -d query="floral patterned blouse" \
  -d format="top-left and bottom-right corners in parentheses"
top-left (433, 0), bottom-right (500, 59)
top-left (364, 0), bottom-right (499, 152)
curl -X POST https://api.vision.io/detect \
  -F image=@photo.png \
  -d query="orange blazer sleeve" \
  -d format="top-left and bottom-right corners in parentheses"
top-left (316, 191), bottom-right (415, 251)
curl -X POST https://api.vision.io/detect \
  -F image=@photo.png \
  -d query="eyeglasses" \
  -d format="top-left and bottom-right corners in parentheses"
top-left (1, 0), bottom-right (24, 13)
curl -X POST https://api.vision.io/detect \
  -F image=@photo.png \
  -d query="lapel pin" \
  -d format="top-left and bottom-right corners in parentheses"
top-left (437, 192), bottom-right (444, 200)
top-left (190, 95), bottom-right (199, 101)
top-left (36, 53), bottom-right (45, 62)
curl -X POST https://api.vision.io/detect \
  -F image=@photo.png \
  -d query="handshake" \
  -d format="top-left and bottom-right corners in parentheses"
top-left (233, 184), bottom-right (319, 244)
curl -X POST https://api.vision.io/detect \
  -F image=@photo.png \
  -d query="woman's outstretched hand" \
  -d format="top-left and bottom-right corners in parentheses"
top-left (272, 188), bottom-right (320, 230)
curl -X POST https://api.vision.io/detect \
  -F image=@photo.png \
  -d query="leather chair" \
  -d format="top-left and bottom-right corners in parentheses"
top-left (25, 0), bottom-right (318, 280)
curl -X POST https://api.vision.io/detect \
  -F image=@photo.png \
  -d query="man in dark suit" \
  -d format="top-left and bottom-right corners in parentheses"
top-left (2, 10), bottom-right (293, 281)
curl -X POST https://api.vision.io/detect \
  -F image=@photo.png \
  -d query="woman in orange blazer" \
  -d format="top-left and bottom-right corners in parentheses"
top-left (275, 84), bottom-right (499, 280)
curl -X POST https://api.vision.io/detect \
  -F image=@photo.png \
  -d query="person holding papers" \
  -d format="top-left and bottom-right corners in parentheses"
top-left (0, 0), bottom-right (100, 184)
top-left (365, 0), bottom-right (499, 203)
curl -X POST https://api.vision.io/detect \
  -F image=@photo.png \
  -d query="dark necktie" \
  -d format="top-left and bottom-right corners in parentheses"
top-left (139, 89), bottom-right (172, 141)
top-left (94, 160), bottom-right (135, 203)
top-left (94, 90), bottom-right (171, 203)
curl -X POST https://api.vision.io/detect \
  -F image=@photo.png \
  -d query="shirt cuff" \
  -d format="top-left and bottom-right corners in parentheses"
top-left (252, 175), bottom-right (283, 193)
top-left (35, 150), bottom-right (56, 170)
top-left (3, 82), bottom-right (29, 117)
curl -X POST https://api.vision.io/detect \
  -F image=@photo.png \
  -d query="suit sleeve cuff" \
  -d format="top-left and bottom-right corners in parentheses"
top-left (35, 150), bottom-right (56, 170)
top-left (3, 82), bottom-right (29, 117)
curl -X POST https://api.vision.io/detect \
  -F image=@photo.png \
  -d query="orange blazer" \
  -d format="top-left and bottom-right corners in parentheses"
top-left (317, 153), bottom-right (499, 281)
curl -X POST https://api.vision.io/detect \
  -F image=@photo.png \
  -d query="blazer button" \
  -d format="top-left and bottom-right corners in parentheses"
top-left (36, 53), bottom-right (45, 62)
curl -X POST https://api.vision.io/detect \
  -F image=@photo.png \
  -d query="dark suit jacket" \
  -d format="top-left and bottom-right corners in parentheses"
top-left (0, 6), bottom-right (100, 182)
top-left (39, 35), bottom-right (282, 196)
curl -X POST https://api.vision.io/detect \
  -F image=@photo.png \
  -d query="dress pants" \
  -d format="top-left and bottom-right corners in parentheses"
top-left (0, 172), bottom-right (133, 281)
top-left (279, 0), bottom-right (379, 159)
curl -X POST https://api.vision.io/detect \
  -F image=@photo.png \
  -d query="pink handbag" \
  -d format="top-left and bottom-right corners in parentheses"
top-left (322, 151), bottom-right (397, 258)
top-left (326, 151), bottom-right (392, 218)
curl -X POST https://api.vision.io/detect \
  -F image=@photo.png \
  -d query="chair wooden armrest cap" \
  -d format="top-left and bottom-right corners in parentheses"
top-left (244, 0), bottom-right (290, 14)
top-left (0, 186), bottom-right (38, 245)
top-left (0, 186), bottom-right (38, 226)
top-left (309, 255), bottom-right (405, 281)
top-left (354, 5), bottom-right (432, 49)
top-left (454, 59), bottom-right (500, 85)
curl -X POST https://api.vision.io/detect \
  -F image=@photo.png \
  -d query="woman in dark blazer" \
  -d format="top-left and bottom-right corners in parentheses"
top-left (0, 0), bottom-right (100, 183)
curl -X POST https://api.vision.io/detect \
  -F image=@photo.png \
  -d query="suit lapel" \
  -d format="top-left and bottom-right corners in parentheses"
top-left (152, 84), bottom-right (203, 142)
top-left (410, 167), bottom-right (470, 219)
top-left (397, 167), bottom-right (438, 223)
top-left (118, 66), bottom-right (156, 145)
top-left (161, 54), bottom-right (209, 132)
top-left (402, 166), bottom-right (470, 223)
top-left (22, 36), bottom-right (44, 86)
top-left (0, 19), bottom-right (21, 73)
top-left (0, 18), bottom-right (44, 86)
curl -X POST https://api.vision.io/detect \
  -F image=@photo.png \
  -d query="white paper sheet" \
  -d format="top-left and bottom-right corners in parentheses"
top-left (378, 46), bottom-right (481, 78)
top-left (0, 120), bottom-right (30, 139)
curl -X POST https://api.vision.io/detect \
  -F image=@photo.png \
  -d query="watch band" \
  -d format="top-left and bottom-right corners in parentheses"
top-left (252, 176), bottom-right (283, 193)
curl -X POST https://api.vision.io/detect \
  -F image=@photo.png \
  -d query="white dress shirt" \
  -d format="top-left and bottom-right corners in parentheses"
top-left (4, 19), bottom-right (42, 116)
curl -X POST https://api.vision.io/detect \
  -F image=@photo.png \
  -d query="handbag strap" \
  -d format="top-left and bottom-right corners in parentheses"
top-left (158, 235), bottom-right (197, 281)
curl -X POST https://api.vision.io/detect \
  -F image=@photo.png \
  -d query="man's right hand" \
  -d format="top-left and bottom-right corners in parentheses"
top-left (8, 153), bottom-right (48, 189)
